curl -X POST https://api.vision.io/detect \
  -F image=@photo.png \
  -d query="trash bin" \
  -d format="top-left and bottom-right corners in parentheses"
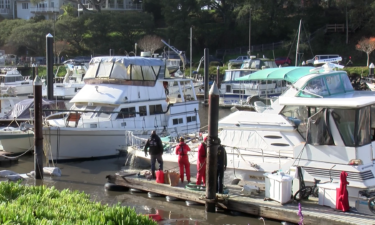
top-left (317, 182), bottom-right (339, 209)
top-left (264, 172), bottom-right (293, 204)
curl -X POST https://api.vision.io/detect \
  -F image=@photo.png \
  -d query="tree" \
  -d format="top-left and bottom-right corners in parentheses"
top-left (7, 20), bottom-right (53, 56)
top-left (55, 40), bottom-right (71, 63)
top-left (137, 35), bottom-right (164, 54)
top-left (356, 37), bottom-right (375, 67)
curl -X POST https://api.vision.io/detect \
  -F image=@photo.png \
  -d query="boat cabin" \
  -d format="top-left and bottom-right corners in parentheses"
top-left (46, 56), bottom-right (200, 137)
top-left (278, 69), bottom-right (375, 188)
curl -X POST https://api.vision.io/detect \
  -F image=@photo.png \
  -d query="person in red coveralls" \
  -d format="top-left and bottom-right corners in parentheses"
top-left (175, 137), bottom-right (191, 183)
top-left (196, 136), bottom-right (207, 186)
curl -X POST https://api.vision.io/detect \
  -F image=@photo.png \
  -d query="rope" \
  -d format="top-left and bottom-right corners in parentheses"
top-left (0, 146), bottom-right (33, 159)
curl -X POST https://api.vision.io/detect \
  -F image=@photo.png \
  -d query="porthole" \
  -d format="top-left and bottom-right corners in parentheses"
top-left (264, 135), bottom-right (282, 139)
top-left (270, 143), bottom-right (289, 146)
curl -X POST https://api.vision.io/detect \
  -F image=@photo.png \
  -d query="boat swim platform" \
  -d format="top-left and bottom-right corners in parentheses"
top-left (108, 173), bottom-right (375, 225)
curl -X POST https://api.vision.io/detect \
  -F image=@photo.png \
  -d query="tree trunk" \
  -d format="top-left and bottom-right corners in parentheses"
top-left (367, 53), bottom-right (370, 67)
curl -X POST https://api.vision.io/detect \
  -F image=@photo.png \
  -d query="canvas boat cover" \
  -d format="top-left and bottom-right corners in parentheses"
top-left (235, 66), bottom-right (316, 83)
top-left (1, 98), bottom-right (66, 119)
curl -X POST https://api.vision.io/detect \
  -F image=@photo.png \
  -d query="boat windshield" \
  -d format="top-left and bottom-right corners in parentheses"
top-left (298, 72), bottom-right (353, 97)
top-left (331, 107), bottom-right (371, 146)
top-left (224, 71), bottom-right (232, 81)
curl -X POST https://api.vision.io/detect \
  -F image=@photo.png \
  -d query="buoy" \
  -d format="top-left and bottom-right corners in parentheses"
top-left (148, 192), bottom-right (162, 198)
top-left (148, 214), bottom-right (162, 221)
top-left (166, 196), bottom-right (179, 202)
top-left (104, 183), bottom-right (129, 192)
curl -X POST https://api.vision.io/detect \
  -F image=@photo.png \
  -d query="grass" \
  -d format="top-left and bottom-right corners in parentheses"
top-left (0, 181), bottom-right (156, 225)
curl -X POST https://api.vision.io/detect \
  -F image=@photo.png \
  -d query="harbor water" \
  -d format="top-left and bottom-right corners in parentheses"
top-left (1, 104), bottom-right (282, 225)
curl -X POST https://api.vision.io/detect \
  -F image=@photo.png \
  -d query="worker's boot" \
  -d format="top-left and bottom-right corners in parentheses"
top-left (152, 171), bottom-right (156, 179)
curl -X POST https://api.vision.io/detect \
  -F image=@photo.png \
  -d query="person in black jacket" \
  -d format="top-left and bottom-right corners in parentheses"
top-left (217, 138), bottom-right (227, 193)
top-left (144, 130), bottom-right (164, 179)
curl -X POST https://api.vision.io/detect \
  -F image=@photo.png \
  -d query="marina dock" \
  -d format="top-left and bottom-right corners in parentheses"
top-left (108, 173), bottom-right (375, 225)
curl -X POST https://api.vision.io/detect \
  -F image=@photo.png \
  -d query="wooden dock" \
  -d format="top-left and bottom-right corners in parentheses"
top-left (108, 173), bottom-right (375, 225)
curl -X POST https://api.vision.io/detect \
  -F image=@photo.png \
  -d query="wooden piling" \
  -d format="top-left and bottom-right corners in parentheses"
top-left (46, 33), bottom-right (54, 100)
top-left (216, 66), bottom-right (221, 89)
top-left (34, 75), bottom-right (43, 179)
top-left (205, 81), bottom-right (220, 212)
top-left (203, 48), bottom-right (209, 104)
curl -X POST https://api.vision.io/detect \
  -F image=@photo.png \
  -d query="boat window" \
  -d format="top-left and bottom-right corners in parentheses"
top-left (332, 109), bottom-right (356, 146)
top-left (173, 118), bottom-right (183, 125)
top-left (281, 105), bottom-right (309, 139)
top-left (325, 75), bottom-right (344, 95)
top-left (340, 74), bottom-right (353, 91)
top-left (97, 106), bottom-right (115, 118)
top-left (224, 71), bottom-right (232, 82)
top-left (111, 62), bottom-right (128, 79)
top-left (84, 62), bottom-right (100, 79)
top-left (149, 104), bottom-right (163, 115)
top-left (226, 85), bottom-right (231, 93)
top-left (116, 107), bottom-right (136, 119)
top-left (357, 106), bottom-right (371, 145)
top-left (97, 62), bottom-right (113, 78)
top-left (263, 61), bottom-right (277, 68)
top-left (232, 71), bottom-right (241, 80)
top-left (83, 106), bottom-right (97, 118)
top-left (139, 106), bottom-right (147, 116)
top-left (187, 116), bottom-right (196, 123)
top-left (307, 109), bottom-right (334, 145)
top-left (299, 77), bottom-right (329, 97)
top-left (233, 90), bottom-right (245, 94)
top-left (71, 105), bottom-right (85, 111)
top-left (250, 60), bottom-right (260, 69)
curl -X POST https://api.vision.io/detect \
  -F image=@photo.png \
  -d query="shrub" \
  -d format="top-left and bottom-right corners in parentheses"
top-left (0, 182), bottom-right (156, 225)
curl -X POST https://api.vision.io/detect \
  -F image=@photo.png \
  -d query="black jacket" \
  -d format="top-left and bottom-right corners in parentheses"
top-left (144, 134), bottom-right (163, 155)
top-left (217, 145), bottom-right (227, 169)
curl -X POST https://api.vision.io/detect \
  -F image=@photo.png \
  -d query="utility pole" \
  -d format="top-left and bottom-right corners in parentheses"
top-left (248, 8), bottom-right (251, 56)
top-left (190, 27), bottom-right (192, 78)
top-left (53, 12), bottom-right (56, 64)
top-left (295, 19), bottom-right (302, 66)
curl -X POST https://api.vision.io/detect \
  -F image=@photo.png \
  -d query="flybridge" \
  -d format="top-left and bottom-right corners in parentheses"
top-left (83, 56), bottom-right (167, 86)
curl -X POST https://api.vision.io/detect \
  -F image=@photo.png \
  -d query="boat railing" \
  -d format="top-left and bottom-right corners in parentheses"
top-left (124, 130), bottom-right (196, 153)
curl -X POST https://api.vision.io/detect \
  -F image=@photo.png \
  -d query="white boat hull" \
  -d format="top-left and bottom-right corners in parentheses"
top-left (0, 129), bottom-right (33, 153)
top-left (43, 127), bottom-right (126, 161)
top-left (130, 146), bottom-right (293, 181)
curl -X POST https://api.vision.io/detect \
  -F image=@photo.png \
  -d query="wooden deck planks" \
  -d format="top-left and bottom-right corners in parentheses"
top-left (109, 174), bottom-right (375, 225)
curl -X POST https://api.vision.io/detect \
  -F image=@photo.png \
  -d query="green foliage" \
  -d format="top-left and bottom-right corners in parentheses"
top-left (0, 182), bottom-right (156, 225)
top-left (36, 66), bottom-right (67, 77)
top-left (343, 66), bottom-right (369, 77)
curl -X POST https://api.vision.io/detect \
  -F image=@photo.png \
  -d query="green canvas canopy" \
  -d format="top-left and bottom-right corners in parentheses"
top-left (235, 66), bottom-right (316, 83)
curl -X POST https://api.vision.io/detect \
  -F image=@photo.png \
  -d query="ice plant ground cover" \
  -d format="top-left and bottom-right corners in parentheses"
top-left (0, 181), bottom-right (156, 225)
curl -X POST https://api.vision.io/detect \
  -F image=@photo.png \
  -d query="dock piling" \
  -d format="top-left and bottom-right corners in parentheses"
top-left (46, 33), bottom-right (54, 100)
top-left (205, 81), bottom-right (220, 212)
top-left (34, 75), bottom-right (43, 180)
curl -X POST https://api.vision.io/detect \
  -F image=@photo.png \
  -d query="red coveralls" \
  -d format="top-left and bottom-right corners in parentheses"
top-left (196, 142), bottom-right (207, 185)
top-left (175, 142), bottom-right (191, 182)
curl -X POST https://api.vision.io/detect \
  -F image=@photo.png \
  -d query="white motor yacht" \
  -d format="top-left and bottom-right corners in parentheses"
top-left (133, 63), bottom-right (375, 208)
top-left (0, 68), bottom-right (33, 96)
top-left (43, 56), bottom-right (200, 162)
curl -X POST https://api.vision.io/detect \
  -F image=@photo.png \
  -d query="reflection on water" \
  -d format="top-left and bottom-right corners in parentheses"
top-left (1, 105), bottom-right (281, 224)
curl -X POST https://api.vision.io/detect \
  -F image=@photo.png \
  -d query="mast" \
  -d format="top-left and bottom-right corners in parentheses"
top-left (295, 19), bottom-right (302, 66)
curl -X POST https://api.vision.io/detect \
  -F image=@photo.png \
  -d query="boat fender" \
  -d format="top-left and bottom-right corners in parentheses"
top-left (104, 183), bottom-right (129, 192)
top-left (148, 192), bottom-right (162, 198)
top-left (130, 188), bottom-right (144, 193)
top-left (166, 196), bottom-right (179, 202)
top-left (185, 200), bottom-right (201, 206)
